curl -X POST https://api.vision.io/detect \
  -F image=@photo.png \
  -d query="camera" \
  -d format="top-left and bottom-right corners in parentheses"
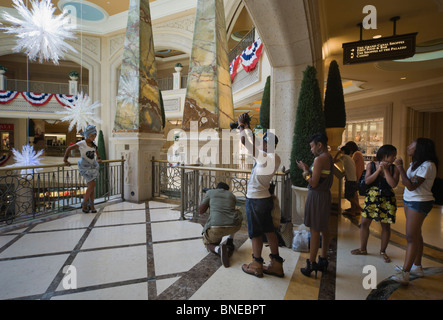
top-left (230, 112), bottom-right (251, 130)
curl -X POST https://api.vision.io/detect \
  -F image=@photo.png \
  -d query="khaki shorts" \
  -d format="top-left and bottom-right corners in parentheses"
top-left (202, 225), bottom-right (241, 246)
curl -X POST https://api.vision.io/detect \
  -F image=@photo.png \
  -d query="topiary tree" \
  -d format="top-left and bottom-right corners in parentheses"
top-left (259, 76), bottom-right (271, 131)
top-left (290, 65), bottom-right (326, 187)
top-left (159, 90), bottom-right (166, 129)
top-left (324, 60), bottom-right (346, 128)
top-left (96, 130), bottom-right (108, 198)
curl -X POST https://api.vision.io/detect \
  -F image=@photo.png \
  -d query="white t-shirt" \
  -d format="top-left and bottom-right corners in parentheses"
top-left (76, 140), bottom-right (97, 164)
top-left (403, 161), bottom-right (437, 202)
top-left (246, 150), bottom-right (281, 199)
top-left (340, 154), bottom-right (357, 182)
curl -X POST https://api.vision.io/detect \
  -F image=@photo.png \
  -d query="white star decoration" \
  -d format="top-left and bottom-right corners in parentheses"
top-left (0, 0), bottom-right (77, 65)
top-left (58, 92), bottom-right (102, 133)
top-left (11, 144), bottom-right (43, 175)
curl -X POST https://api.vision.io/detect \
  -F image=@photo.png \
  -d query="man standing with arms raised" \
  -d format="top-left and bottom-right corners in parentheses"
top-left (237, 113), bottom-right (283, 278)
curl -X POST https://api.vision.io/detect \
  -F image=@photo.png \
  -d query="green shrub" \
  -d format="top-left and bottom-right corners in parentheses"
top-left (290, 65), bottom-right (326, 187)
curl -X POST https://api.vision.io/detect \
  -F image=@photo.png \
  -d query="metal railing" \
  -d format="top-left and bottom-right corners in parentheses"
top-left (228, 28), bottom-right (256, 63)
top-left (5, 78), bottom-right (88, 95)
top-left (152, 159), bottom-right (292, 221)
top-left (0, 159), bottom-right (124, 226)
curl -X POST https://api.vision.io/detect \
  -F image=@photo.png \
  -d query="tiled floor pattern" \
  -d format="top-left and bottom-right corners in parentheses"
top-left (1, 200), bottom-right (442, 300)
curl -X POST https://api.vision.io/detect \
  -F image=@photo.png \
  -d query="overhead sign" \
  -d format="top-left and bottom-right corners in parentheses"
top-left (342, 33), bottom-right (418, 65)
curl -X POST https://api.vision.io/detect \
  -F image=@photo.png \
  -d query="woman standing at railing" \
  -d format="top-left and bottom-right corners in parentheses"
top-left (63, 125), bottom-right (102, 213)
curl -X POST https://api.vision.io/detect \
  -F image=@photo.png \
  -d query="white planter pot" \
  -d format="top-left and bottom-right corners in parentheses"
top-left (292, 185), bottom-right (309, 225)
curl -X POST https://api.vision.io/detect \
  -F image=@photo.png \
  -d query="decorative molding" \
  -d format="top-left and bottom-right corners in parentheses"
top-left (403, 93), bottom-right (443, 112)
top-left (154, 14), bottom-right (195, 34)
top-left (345, 76), bottom-right (443, 102)
top-left (109, 34), bottom-right (125, 58)
top-left (69, 35), bottom-right (101, 61)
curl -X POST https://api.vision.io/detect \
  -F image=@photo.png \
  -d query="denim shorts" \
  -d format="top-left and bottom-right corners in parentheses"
top-left (403, 199), bottom-right (434, 216)
top-left (246, 197), bottom-right (274, 238)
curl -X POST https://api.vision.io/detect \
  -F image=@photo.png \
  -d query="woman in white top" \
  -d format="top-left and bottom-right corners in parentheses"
top-left (392, 138), bottom-right (438, 285)
top-left (64, 125), bottom-right (102, 213)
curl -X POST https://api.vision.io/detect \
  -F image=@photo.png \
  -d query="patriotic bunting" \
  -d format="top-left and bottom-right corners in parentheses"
top-left (0, 91), bottom-right (76, 107)
top-left (54, 94), bottom-right (75, 107)
top-left (240, 37), bottom-right (263, 72)
top-left (21, 92), bottom-right (53, 106)
top-left (229, 37), bottom-right (264, 83)
top-left (0, 91), bottom-right (20, 104)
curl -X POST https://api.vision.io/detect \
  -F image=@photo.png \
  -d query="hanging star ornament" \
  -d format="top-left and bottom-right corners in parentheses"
top-left (0, 0), bottom-right (77, 65)
top-left (11, 144), bottom-right (44, 175)
top-left (58, 92), bottom-right (102, 133)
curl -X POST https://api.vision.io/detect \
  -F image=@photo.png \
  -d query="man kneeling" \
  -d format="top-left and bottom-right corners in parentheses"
top-left (198, 182), bottom-right (243, 267)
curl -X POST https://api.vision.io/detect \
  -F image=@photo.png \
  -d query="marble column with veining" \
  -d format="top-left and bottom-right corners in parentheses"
top-left (181, 0), bottom-right (234, 131)
top-left (113, 0), bottom-right (162, 133)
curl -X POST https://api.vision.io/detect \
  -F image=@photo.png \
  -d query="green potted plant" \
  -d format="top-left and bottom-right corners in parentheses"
top-left (174, 62), bottom-right (183, 72)
top-left (290, 65), bottom-right (326, 222)
top-left (323, 60), bottom-right (346, 150)
top-left (69, 71), bottom-right (79, 80)
top-left (0, 65), bottom-right (7, 74)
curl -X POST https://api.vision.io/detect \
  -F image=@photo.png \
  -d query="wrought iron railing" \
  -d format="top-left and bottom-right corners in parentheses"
top-left (228, 28), bottom-right (256, 63)
top-left (151, 159), bottom-right (292, 222)
top-left (0, 159), bottom-right (124, 226)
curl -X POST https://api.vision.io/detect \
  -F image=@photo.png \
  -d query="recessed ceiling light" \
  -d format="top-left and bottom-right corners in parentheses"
top-left (401, 77), bottom-right (407, 80)
top-left (373, 35), bottom-right (383, 39)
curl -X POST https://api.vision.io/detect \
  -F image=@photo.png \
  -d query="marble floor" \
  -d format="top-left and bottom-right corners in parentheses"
top-left (0, 199), bottom-right (442, 301)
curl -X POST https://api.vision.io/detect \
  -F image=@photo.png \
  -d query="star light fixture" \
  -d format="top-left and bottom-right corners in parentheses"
top-left (58, 92), bottom-right (102, 133)
top-left (11, 144), bottom-right (44, 175)
top-left (0, 0), bottom-right (77, 65)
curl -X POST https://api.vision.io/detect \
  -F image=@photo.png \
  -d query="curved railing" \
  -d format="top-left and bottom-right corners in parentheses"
top-left (0, 159), bottom-right (124, 226)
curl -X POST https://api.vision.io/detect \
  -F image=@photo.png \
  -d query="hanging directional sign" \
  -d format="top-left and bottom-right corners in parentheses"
top-left (342, 33), bottom-right (418, 65)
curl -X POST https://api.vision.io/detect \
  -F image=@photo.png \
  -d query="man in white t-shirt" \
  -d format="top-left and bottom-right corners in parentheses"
top-left (334, 145), bottom-right (361, 215)
top-left (237, 113), bottom-right (283, 278)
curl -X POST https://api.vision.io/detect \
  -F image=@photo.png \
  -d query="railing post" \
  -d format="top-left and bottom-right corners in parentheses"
top-left (180, 165), bottom-right (185, 220)
top-left (121, 156), bottom-right (125, 201)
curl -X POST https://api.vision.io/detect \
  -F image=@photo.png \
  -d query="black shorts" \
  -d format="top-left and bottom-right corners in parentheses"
top-left (246, 197), bottom-right (274, 238)
top-left (345, 181), bottom-right (358, 200)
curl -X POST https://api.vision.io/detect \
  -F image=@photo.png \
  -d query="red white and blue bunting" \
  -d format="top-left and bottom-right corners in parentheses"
top-left (229, 37), bottom-right (263, 83)
top-left (0, 91), bottom-right (20, 104)
top-left (21, 92), bottom-right (53, 106)
top-left (54, 94), bottom-right (76, 107)
top-left (0, 91), bottom-right (75, 107)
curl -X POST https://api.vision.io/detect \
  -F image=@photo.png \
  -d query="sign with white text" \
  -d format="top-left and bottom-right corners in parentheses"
top-left (342, 33), bottom-right (418, 65)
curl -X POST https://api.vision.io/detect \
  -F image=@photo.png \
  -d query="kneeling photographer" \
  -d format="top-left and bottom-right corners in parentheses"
top-left (198, 182), bottom-right (243, 268)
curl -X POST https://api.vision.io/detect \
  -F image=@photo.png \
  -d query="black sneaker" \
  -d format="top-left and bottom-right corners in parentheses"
top-left (220, 244), bottom-right (230, 268)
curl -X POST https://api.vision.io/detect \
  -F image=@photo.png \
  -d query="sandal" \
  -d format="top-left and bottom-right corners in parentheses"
top-left (380, 251), bottom-right (391, 263)
top-left (351, 248), bottom-right (367, 255)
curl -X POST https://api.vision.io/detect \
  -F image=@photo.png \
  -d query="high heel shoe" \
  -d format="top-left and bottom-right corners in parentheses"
top-left (317, 256), bottom-right (329, 272)
top-left (300, 259), bottom-right (320, 279)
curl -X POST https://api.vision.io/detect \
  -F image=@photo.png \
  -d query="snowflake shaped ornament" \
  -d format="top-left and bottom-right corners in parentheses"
top-left (11, 144), bottom-right (44, 175)
top-left (58, 92), bottom-right (102, 133)
top-left (0, 0), bottom-right (77, 64)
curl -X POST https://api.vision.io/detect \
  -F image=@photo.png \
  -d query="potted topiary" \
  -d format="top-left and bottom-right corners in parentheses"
top-left (174, 63), bottom-right (183, 73)
top-left (323, 60), bottom-right (346, 151)
top-left (259, 75), bottom-right (271, 132)
top-left (290, 65), bottom-right (326, 222)
top-left (69, 71), bottom-right (79, 80)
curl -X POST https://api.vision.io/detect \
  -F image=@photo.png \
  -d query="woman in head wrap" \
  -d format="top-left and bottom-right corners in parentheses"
top-left (64, 125), bottom-right (102, 213)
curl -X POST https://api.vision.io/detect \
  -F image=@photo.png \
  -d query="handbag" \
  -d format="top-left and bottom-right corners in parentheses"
top-left (358, 162), bottom-right (376, 196)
